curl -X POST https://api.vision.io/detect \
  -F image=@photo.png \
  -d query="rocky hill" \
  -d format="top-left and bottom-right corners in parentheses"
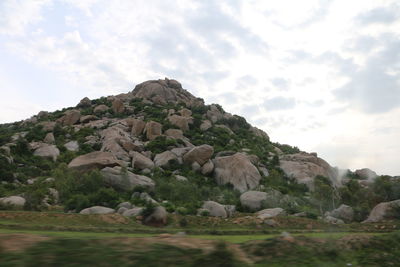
top-left (0, 78), bottom-right (399, 225)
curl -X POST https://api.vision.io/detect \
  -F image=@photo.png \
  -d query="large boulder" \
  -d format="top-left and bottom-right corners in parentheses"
top-left (213, 153), bottom-right (261, 192)
top-left (64, 141), bottom-right (79, 152)
top-left (144, 206), bottom-right (168, 226)
top-left (112, 99), bottom-right (125, 114)
top-left (240, 190), bottom-right (284, 211)
top-left (80, 115), bottom-right (98, 123)
top-left (77, 97), bottom-right (91, 108)
top-left (154, 151), bottom-right (178, 168)
top-left (256, 208), bottom-right (286, 220)
top-left (130, 119), bottom-right (146, 136)
top-left (279, 152), bottom-right (339, 189)
top-left (59, 109), bottom-right (81, 126)
top-left (144, 121), bottom-right (162, 141)
top-left (132, 78), bottom-right (203, 107)
top-left (43, 132), bottom-right (55, 144)
top-left (324, 215), bottom-right (344, 224)
top-left (355, 168), bottom-right (377, 181)
top-left (101, 166), bottom-right (155, 191)
top-left (164, 129), bottom-right (185, 140)
top-left (168, 115), bottom-right (192, 131)
top-left (325, 204), bottom-right (354, 223)
top-left (94, 104), bottom-right (109, 114)
top-left (183, 145), bottom-right (214, 166)
top-left (363, 199), bottom-right (400, 223)
top-left (250, 126), bottom-right (269, 140)
top-left (100, 126), bottom-right (131, 161)
top-left (0, 196), bottom-right (26, 209)
top-left (68, 151), bottom-right (121, 172)
top-left (200, 120), bottom-right (212, 131)
top-left (123, 207), bottom-right (143, 217)
top-left (131, 151), bottom-right (154, 170)
top-left (79, 206), bottom-right (115, 215)
top-left (206, 105), bottom-right (224, 123)
top-left (202, 201), bottom-right (227, 218)
top-left (33, 145), bottom-right (60, 162)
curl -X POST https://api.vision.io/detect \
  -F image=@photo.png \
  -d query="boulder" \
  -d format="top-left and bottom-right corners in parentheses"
top-left (355, 168), bottom-right (377, 181)
top-left (123, 207), bottom-right (143, 217)
top-left (0, 196), bottom-right (26, 209)
top-left (132, 78), bottom-right (203, 107)
top-left (130, 119), bottom-right (146, 136)
top-left (240, 191), bottom-right (267, 211)
top-left (325, 204), bottom-right (354, 223)
top-left (68, 151), bottom-right (121, 172)
top-left (94, 104), bottom-right (109, 114)
top-left (168, 115), bottom-right (192, 131)
top-left (175, 175), bottom-right (188, 182)
top-left (144, 206), bottom-right (167, 226)
top-left (33, 145), bottom-right (60, 162)
top-left (164, 129), bottom-right (185, 140)
top-left (250, 126), bottom-right (269, 140)
top-left (279, 152), bottom-right (339, 189)
top-left (179, 108), bottom-right (192, 117)
top-left (202, 201), bottom-right (227, 218)
top-left (43, 132), bottom-right (55, 144)
top-left (77, 97), bottom-right (92, 108)
top-left (256, 208), bottom-right (286, 220)
top-left (183, 145), bottom-right (214, 166)
top-left (112, 99), bottom-right (125, 114)
top-left (79, 206), bottom-right (115, 215)
top-left (100, 126), bottom-right (131, 161)
top-left (207, 105), bottom-right (224, 123)
top-left (64, 141), bottom-right (79, 152)
top-left (201, 160), bottom-right (214, 175)
top-left (144, 121), bottom-right (162, 141)
top-left (131, 151), bottom-right (154, 170)
top-left (39, 121), bottom-right (56, 132)
top-left (80, 115), bottom-right (98, 123)
top-left (240, 189), bottom-right (284, 211)
top-left (213, 153), bottom-right (261, 193)
top-left (224, 205), bottom-right (236, 217)
top-left (154, 151), bottom-right (178, 167)
top-left (363, 199), bottom-right (400, 223)
top-left (117, 202), bottom-right (133, 210)
top-left (170, 147), bottom-right (191, 158)
top-left (59, 109), bottom-right (81, 126)
top-left (101, 166), bottom-right (155, 191)
top-left (117, 207), bottom-right (128, 214)
top-left (200, 120), bottom-right (212, 131)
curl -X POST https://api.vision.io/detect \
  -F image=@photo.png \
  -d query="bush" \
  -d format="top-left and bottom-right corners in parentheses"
top-left (65, 194), bottom-right (90, 212)
top-left (145, 136), bottom-right (178, 153)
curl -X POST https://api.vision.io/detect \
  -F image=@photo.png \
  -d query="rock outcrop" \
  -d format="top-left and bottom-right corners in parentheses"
top-left (279, 152), bottom-right (339, 188)
top-left (0, 196), bottom-right (26, 209)
top-left (79, 206), bottom-right (115, 215)
top-left (33, 145), bottom-right (60, 162)
top-left (144, 206), bottom-right (167, 226)
top-left (213, 153), bottom-right (261, 192)
top-left (325, 204), bottom-right (354, 223)
top-left (202, 201), bottom-right (227, 218)
top-left (363, 199), bottom-right (400, 223)
top-left (100, 166), bottom-right (155, 191)
top-left (68, 151), bottom-right (121, 172)
top-left (132, 78), bottom-right (203, 107)
top-left (183, 145), bottom-right (214, 166)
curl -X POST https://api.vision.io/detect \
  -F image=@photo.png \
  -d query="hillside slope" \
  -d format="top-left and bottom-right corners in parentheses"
top-left (0, 78), bottom-right (399, 224)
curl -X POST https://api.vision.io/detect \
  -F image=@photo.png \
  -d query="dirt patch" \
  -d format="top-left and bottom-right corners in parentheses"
top-left (98, 214), bottom-right (129, 224)
top-left (0, 234), bottom-right (50, 252)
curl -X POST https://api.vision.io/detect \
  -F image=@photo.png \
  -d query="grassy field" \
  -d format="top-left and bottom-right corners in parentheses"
top-left (0, 211), bottom-right (399, 266)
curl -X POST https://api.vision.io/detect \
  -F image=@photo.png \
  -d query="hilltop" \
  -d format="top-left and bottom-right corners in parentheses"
top-left (0, 78), bottom-right (399, 226)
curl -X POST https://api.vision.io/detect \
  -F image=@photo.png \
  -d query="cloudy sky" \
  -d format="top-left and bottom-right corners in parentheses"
top-left (1, 0), bottom-right (399, 175)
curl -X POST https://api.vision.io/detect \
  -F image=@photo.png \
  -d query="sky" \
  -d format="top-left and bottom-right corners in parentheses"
top-left (0, 0), bottom-right (399, 176)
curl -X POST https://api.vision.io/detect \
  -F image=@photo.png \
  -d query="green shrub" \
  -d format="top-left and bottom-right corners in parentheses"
top-left (145, 136), bottom-right (178, 153)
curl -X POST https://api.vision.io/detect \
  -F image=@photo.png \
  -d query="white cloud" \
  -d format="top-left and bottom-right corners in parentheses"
top-left (0, 0), bottom-right (400, 175)
top-left (0, 0), bottom-right (51, 35)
